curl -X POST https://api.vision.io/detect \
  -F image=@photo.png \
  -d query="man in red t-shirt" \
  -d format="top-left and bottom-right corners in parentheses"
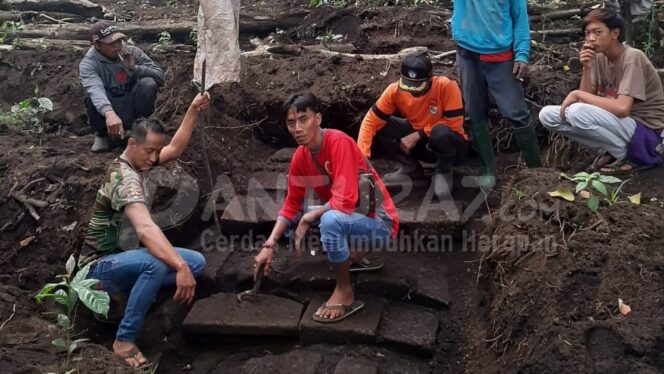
top-left (254, 92), bottom-right (399, 323)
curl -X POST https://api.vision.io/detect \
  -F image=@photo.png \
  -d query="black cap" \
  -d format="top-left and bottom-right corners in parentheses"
top-left (90, 21), bottom-right (127, 44)
top-left (399, 53), bottom-right (433, 94)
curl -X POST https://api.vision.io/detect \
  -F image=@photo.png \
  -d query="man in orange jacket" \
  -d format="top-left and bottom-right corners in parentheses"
top-left (357, 53), bottom-right (468, 198)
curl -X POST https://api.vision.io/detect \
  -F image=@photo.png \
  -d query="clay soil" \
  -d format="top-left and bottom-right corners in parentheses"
top-left (1, 0), bottom-right (663, 373)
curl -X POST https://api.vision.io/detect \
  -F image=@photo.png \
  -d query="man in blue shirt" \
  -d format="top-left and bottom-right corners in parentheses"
top-left (451, 0), bottom-right (541, 184)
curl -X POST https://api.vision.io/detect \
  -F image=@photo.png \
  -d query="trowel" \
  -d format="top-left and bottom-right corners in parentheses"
top-left (236, 262), bottom-right (265, 302)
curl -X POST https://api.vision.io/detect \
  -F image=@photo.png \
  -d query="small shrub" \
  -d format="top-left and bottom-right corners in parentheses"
top-left (188, 27), bottom-right (198, 45)
top-left (559, 172), bottom-right (625, 212)
top-left (0, 86), bottom-right (53, 145)
top-left (35, 255), bottom-right (110, 369)
top-left (151, 31), bottom-right (172, 53)
top-left (0, 20), bottom-right (24, 47)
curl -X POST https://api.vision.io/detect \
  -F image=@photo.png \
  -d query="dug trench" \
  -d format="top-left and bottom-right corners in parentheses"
top-left (2, 1), bottom-right (664, 373)
top-left (0, 39), bottom-right (512, 373)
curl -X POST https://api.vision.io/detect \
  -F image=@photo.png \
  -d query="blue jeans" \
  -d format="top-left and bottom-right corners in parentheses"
top-left (87, 247), bottom-right (206, 342)
top-left (286, 207), bottom-right (392, 264)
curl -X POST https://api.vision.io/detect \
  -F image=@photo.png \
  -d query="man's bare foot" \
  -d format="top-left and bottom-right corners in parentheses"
top-left (113, 340), bottom-right (148, 368)
top-left (315, 288), bottom-right (354, 320)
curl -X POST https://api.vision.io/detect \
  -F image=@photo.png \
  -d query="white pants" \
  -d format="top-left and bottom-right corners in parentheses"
top-left (539, 103), bottom-right (636, 160)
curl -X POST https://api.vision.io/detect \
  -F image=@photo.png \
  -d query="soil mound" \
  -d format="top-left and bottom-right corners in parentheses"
top-left (482, 168), bottom-right (664, 373)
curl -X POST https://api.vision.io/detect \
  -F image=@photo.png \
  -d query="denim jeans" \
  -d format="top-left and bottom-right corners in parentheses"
top-left (286, 207), bottom-right (392, 264)
top-left (87, 247), bottom-right (206, 342)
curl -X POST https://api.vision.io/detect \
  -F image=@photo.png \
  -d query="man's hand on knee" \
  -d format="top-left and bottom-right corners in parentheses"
top-left (400, 132), bottom-right (421, 154)
top-left (173, 266), bottom-right (196, 304)
top-left (104, 111), bottom-right (124, 140)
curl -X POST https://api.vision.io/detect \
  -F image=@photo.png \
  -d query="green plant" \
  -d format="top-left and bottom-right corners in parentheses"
top-left (0, 20), bottom-right (24, 46)
top-left (606, 179), bottom-right (629, 205)
top-left (560, 172), bottom-right (624, 211)
top-left (165, 0), bottom-right (179, 7)
top-left (0, 86), bottom-right (53, 145)
top-left (308, 0), bottom-right (349, 8)
top-left (35, 255), bottom-right (110, 368)
top-left (513, 188), bottom-right (526, 201)
top-left (316, 30), bottom-right (335, 44)
top-left (152, 31), bottom-right (172, 53)
top-left (188, 27), bottom-right (198, 44)
top-left (642, 7), bottom-right (656, 58)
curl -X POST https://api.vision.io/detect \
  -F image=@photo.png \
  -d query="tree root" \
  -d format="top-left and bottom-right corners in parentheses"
top-left (8, 178), bottom-right (48, 221)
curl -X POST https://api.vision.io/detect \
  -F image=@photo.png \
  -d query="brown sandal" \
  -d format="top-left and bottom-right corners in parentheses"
top-left (588, 153), bottom-right (615, 172)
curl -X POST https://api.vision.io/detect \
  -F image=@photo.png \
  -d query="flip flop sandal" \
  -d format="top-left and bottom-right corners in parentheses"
top-left (588, 153), bottom-right (615, 172)
top-left (312, 300), bottom-right (365, 323)
top-left (600, 159), bottom-right (651, 175)
top-left (349, 257), bottom-right (384, 273)
top-left (118, 346), bottom-right (153, 370)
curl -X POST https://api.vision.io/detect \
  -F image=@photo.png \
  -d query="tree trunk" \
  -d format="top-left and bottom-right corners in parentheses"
top-left (0, 10), bottom-right (88, 24)
top-left (0, 0), bottom-right (103, 18)
top-left (529, 8), bottom-right (584, 22)
top-left (13, 11), bottom-right (311, 42)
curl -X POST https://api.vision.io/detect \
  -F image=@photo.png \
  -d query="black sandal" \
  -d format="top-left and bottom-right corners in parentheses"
top-left (588, 153), bottom-right (615, 172)
top-left (349, 257), bottom-right (384, 273)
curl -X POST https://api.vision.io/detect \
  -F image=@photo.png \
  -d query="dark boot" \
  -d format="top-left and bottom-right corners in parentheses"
top-left (383, 153), bottom-right (424, 185)
top-left (512, 124), bottom-right (542, 168)
top-left (468, 120), bottom-right (496, 187)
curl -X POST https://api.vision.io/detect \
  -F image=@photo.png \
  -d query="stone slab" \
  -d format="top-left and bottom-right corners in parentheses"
top-left (383, 177), bottom-right (430, 199)
top-left (333, 357), bottom-right (378, 374)
top-left (183, 293), bottom-right (304, 337)
top-left (240, 350), bottom-right (322, 374)
top-left (397, 199), bottom-right (465, 227)
top-left (220, 195), bottom-right (279, 224)
top-left (412, 266), bottom-right (450, 308)
top-left (271, 252), bottom-right (337, 291)
top-left (247, 170), bottom-right (288, 192)
top-left (355, 254), bottom-right (415, 300)
top-left (377, 305), bottom-right (439, 354)
top-left (299, 297), bottom-right (383, 345)
top-left (268, 147), bottom-right (297, 163)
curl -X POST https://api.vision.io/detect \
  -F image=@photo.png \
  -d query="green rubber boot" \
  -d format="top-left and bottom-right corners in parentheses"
top-left (512, 124), bottom-right (542, 168)
top-left (469, 120), bottom-right (496, 187)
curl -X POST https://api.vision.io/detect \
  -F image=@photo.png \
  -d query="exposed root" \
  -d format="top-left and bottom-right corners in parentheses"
top-left (9, 178), bottom-right (48, 221)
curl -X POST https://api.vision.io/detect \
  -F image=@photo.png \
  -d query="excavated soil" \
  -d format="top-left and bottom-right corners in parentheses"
top-left (1, 0), bottom-right (663, 373)
top-left (480, 167), bottom-right (664, 373)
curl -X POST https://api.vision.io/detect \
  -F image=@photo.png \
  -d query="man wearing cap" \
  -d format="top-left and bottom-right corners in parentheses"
top-left (357, 53), bottom-right (468, 198)
top-left (80, 21), bottom-right (165, 152)
top-left (451, 0), bottom-right (541, 184)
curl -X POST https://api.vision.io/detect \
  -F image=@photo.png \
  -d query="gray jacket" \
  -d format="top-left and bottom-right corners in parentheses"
top-left (79, 45), bottom-right (165, 118)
